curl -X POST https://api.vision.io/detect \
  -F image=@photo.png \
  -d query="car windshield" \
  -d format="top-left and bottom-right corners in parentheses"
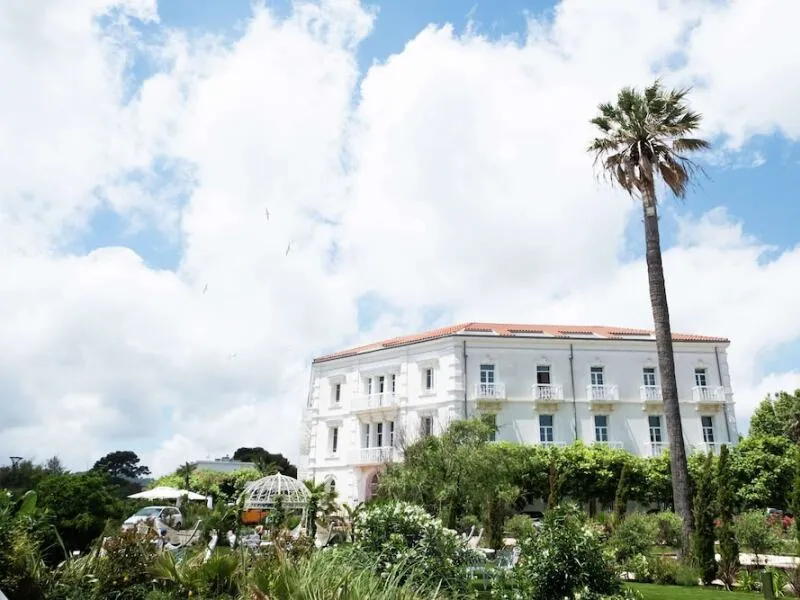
top-left (134, 507), bottom-right (162, 517)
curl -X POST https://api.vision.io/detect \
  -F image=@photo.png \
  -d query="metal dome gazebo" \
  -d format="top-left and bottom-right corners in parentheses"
top-left (240, 473), bottom-right (310, 525)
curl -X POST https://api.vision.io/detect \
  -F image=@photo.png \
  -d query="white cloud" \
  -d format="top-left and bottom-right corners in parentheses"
top-left (2, 0), bottom-right (800, 474)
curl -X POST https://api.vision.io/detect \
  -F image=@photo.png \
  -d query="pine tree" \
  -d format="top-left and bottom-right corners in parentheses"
top-left (790, 448), bottom-right (800, 549)
top-left (717, 444), bottom-right (739, 589)
top-left (613, 464), bottom-right (629, 527)
top-left (693, 452), bottom-right (717, 584)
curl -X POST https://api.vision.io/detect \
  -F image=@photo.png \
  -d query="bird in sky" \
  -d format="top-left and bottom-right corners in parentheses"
top-left (285, 242), bottom-right (292, 256)
top-left (202, 283), bottom-right (208, 294)
top-left (265, 208), bottom-right (270, 220)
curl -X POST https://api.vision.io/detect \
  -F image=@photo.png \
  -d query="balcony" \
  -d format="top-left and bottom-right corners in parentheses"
top-left (640, 385), bottom-right (662, 402)
top-left (532, 383), bottom-right (564, 401)
top-left (537, 440), bottom-right (567, 448)
top-left (587, 385), bottom-right (619, 410)
top-left (691, 386), bottom-right (727, 404)
top-left (592, 440), bottom-right (624, 450)
top-left (693, 442), bottom-right (719, 455)
top-left (473, 382), bottom-right (506, 399)
top-left (351, 446), bottom-right (399, 465)
top-left (648, 442), bottom-right (667, 457)
top-left (352, 392), bottom-right (399, 414)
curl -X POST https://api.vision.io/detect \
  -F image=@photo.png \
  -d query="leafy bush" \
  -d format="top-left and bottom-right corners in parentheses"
top-left (504, 514), bottom-right (535, 540)
top-left (611, 513), bottom-right (657, 561)
top-left (495, 504), bottom-right (620, 600)
top-left (652, 511), bottom-right (682, 547)
top-left (734, 510), bottom-right (780, 562)
top-left (354, 501), bottom-right (476, 592)
top-left (674, 563), bottom-right (700, 587)
top-left (624, 553), bottom-right (652, 583)
top-left (647, 555), bottom-right (679, 585)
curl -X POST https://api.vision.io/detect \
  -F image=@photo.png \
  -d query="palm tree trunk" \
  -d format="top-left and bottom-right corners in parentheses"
top-left (641, 186), bottom-right (694, 557)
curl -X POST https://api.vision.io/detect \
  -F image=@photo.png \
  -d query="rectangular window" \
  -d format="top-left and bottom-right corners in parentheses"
top-left (390, 374), bottom-right (396, 393)
top-left (330, 427), bottom-right (339, 455)
top-left (695, 368), bottom-right (708, 387)
top-left (701, 416), bottom-right (715, 443)
top-left (590, 366), bottom-right (605, 386)
top-left (643, 367), bottom-right (656, 387)
top-left (389, 421), bottom-right (395, 446)
top-left (363, 423), bottom-right (371, 448)
top-left (482, 413), bottom-right (497, 442)
top-left (366, 377), bottom-right (373, 395)
top-left (333, 383), bottom-right (341, 404)
top-left (376, 422), bottom-right (384, 447)
top-left (378, 375), bottom-right (385, 394)
top-left (421, 416), bottom-right (433, 437)
top-left (594, 415), bottom-right (609, 442)
top-left (536, 365), bottom-right (551, 385)
top-left (539, 415), bottom-right (554, 443)
top-left (424, 368), bottom-right (434, 391)
top-left (479, 364), bottom-right (495, 395)
top-left (648, 415), bottom-right (663, 443)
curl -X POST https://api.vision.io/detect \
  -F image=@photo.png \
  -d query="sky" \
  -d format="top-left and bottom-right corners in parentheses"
top-left (2, 0), bottom-right (800, 475)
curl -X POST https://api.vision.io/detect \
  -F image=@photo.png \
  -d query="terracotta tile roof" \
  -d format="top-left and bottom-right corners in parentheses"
top-left (312, 322), bottom-right (729, 363)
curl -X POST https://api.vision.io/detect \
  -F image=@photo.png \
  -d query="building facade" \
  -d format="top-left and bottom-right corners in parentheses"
top-left (298, 322), bottom-right (738, 506)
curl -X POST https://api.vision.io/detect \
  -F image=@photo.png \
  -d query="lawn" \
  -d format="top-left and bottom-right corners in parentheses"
top-left (628, 583), bottom-right (760, 599)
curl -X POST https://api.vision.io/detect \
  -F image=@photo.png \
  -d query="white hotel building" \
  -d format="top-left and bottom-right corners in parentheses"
top-left (298, 322), bottom-right (738, 505)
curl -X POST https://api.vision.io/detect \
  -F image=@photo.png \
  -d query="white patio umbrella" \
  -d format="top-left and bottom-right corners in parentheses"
top-left (128, 486), bottom-right (206, 501)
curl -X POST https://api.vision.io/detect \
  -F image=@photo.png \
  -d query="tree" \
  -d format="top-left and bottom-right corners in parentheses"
top-left (232, 447), bottom-right (297, 478)
top-left (692, 452), bottom-right (717, 585)
top-left (728, 435), bottom-right (796, 510)
top-left (92, 450), bottom-right (150, 480)
top-left (589, 81), bottom-right (710, 554)
top-left (547, 460), bottom-right (559, 510)
top-left (750, 390), bottom-right (800, 444)
top-left (176, 462), bottom-right (196, 490)
top-left (613, 464), bottom-right (629, 526)
top-left (43, 456), bottom-right (66, 474)
top-left (717, 444), bottom-right (739, 590)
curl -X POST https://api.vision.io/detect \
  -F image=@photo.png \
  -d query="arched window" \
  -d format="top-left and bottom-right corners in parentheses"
top-left (367, 472), bottom-right (380, 500)
top-left (324, 476), bottom-right (336, 492)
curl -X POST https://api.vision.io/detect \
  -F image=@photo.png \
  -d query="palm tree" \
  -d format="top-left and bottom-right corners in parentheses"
top-left (588, 80), bottom-right (710, 555)
top-left (176, 461), bottom-right (196, 490)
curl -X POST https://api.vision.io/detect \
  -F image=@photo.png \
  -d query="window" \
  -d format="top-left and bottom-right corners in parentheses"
top-left (594, 415), bottom-right (609, 442)
top-left (363, 423), bottom-right (371, 448)
top-left (482, 413), bottom-right (497, 442)
top-left (539, 415), bottom-right (554, 443)
top-left (479, 364), bottom-right (495, 394)
top-left (642, 367), bottom-right (656, 387)
top-left (388, 421), bottom-right (395, 446)
top-left (694, 368), bottom-right (708, 387)
top-left (423, 368), bottom-right (435, 391)
top-left (648, 415), bottom-right (663, 443)
top-left (390, 374), bottom-right (396, 393)
top-left (376, 422), bottom-right (384, 447)
top-left (333, 383), bottom-right (342, 404)
top-left (421, 415), bottom-right (433, 437)
top-left (325, 477), bottom-right (336, 492)
top-left (329, 426), bottom-right (339, 455)
top-left (590, 366), bottom-right (605, 386)
top-left (701, 416), bottom-right (715, 443)
top-left (378, 375), bottom-right (385, 394)
top-left (536, 365), bottom-right (551, 385)
top-left (366, 377), bottom-right (373, 395)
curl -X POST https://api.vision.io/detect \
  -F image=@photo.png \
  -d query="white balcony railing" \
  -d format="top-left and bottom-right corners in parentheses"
top-left (640, 385), bottom-right (662, 402)
top-left (351, 446), bottom-right (399, 465)
top-left (587, 384), bottom-right (619, 401)
top-left (593, 440), bottom-right (624, 450)
top-left (532, 383), bottom-right (564, 401)
top-left (648, 442), bottom-right (667, 457)
top-left (694, 442), bottom-right (719, 455)
top-left (537, 440), bottom-right (567, 448)
top-left (352, 392), bottom-right (399, 412)
top-left (473, 382), bottom-right (506, 399)
top-left (692, 386), bottom-right (726, 403)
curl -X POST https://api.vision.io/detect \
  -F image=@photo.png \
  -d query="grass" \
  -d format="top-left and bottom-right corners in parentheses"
top-left (628, 583), bottom-right (760, 599)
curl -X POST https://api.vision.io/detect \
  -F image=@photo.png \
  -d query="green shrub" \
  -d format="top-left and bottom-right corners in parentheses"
top-left (625, 553), bottom-right (652, 583)
top-left (611, 513), bottom-right (657, 561)
top-left (504, 514), bottom-right (535, 540)
top-left (354, 501), bottom-right (475, 592)
top-left (647, 555), bottom-right (679, 585)
top-left (494, 504), bottom-right (621, 600)
top-left (734, 510), bottom-right (780, 562)
top-left (652, 511), bottom-right (682, 547)
top-left (674, 563), bottom-right (700, 587)
top-left (692, 452), bottom-right (717, 585)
